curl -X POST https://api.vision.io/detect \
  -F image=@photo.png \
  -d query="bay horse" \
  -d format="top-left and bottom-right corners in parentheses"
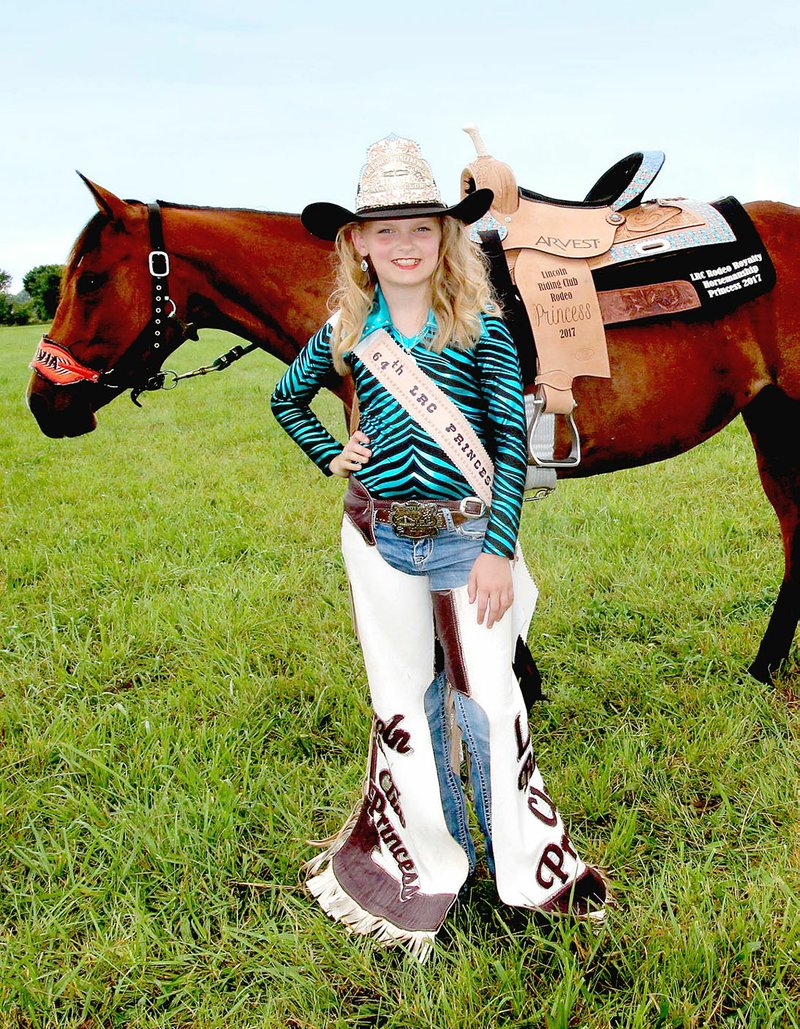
top-left (26, 177), bottom-right (800, 684)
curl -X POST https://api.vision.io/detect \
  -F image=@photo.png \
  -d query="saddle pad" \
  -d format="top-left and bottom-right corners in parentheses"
top-left (591, 197), bottom-right (776, 323)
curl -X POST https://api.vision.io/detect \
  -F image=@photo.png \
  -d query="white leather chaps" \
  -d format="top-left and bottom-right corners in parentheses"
top-left (305, 516), bottom-right (605, 960)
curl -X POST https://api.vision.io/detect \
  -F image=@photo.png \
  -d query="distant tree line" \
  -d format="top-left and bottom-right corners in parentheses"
top-left (0, 264), bottom-right (63, 325)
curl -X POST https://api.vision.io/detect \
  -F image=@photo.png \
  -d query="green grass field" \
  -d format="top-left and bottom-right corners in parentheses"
top-left (2, 325), bottom-right (798, 1028)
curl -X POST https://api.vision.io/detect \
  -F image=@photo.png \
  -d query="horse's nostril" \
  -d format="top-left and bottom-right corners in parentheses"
top-left (26, 386), bottom-right (97, 438)
top-left (27, 390), bottom-right (47, 418)
top-left (28, 392), bottom-right (65, 438)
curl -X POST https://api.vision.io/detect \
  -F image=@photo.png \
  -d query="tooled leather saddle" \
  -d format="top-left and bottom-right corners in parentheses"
top-left (460, 128), bottom-right (776, 455)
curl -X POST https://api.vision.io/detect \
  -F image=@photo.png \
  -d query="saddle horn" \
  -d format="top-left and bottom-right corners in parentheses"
top-left (460, 124), bottom-right (519, 216)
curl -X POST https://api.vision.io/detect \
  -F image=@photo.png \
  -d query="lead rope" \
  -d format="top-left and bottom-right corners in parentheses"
top-left (135, 341), bottom-right (263, 398)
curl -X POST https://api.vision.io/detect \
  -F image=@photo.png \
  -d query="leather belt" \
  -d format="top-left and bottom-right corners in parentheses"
top-left (344, 478), bottom-right (486, 542)
top-left (373, 497), bottom-right (486, 539)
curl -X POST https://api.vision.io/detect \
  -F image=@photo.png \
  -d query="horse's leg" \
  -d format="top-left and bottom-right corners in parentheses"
top-left (742, 385), bottom-right (800, 683)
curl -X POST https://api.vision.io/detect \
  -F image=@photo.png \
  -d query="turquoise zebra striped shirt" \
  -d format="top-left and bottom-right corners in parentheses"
top-left (270, 290), bottom-right (527, 559)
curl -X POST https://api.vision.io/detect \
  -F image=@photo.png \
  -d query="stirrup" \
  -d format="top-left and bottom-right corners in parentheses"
top-left (526, 387), bottom-right (581, 469)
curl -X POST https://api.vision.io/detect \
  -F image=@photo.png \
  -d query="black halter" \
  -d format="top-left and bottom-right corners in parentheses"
top-left (124, 202), bottom-right (199, 405)
top-left (30, 202), bottom-right (198, 404)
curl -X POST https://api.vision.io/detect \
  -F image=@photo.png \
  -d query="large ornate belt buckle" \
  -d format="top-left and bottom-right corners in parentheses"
top-left (389, 501), bottom-right (441, 539)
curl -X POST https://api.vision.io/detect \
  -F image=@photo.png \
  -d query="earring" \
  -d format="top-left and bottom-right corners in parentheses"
top-left (360, 258), bottom-right (369, 273)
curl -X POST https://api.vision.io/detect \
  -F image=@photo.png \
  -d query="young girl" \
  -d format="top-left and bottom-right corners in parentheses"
top-left (271, 134), bottom-right (606, 959)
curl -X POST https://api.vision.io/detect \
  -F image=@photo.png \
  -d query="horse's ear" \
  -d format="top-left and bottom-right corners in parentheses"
top-left (76, 172), bottom-right (129, 222)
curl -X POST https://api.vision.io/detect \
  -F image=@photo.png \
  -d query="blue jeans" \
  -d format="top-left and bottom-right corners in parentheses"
top-left (374, 516), bottom-right (496, 874)
top-left (373, 515), bottom-right (488, 589)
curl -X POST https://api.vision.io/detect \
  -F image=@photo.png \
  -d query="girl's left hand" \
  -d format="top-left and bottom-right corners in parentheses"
top-left (468, 553), bottom-right (514, 629)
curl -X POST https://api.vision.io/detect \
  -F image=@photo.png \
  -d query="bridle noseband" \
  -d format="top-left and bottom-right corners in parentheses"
top-left (30, 202), bottom-right (198, 406)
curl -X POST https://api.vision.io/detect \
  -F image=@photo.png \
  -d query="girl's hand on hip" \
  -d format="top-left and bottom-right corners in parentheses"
top-left (329, 431), bottom-right (372, 478)
top-left (468, 553), bottom-right (514, 629)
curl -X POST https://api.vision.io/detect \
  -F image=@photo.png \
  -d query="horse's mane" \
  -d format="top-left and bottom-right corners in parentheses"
top-left (64, 202), bottom-right (306, 287)
top-left (68, 204), bottom-right (300, 277)
top-left (157, 200), bottom-right (299, 218)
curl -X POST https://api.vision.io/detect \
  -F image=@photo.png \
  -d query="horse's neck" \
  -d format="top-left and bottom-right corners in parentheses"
top-left (165, 206), bottom-right (333, 365)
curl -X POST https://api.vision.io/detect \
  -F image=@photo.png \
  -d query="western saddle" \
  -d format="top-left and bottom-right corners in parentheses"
top-left (460, 125), bottom-right (713, 477)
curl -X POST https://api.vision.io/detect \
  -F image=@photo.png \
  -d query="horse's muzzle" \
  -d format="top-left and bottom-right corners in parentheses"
top-left (26, 379), bottom-right (99, 438)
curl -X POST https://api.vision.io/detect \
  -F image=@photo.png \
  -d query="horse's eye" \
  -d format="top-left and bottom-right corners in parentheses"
top-left (77, 272), bottom-right (106, 295)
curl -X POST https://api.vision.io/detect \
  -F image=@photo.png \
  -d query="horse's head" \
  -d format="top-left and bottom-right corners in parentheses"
top-left (26, 176), bottom-right (197, 438)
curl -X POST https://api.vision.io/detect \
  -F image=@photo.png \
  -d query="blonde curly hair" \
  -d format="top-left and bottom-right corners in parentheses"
top-left (328, 216), bottom-right (499, 375)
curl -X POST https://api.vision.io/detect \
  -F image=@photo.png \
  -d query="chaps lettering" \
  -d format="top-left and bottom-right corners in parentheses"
top-left (378, 768), bottom-right (406, 827)
top-left (535, 832), bottom-right (579, 890)
top-left (527, 788), bottom-right (558, 826)
top-left (536, 843), bottom-right (571, 889)
top-left (367, 782), bottom-right (420, 901)
top-left (375, 713), bottom-right (413, 754)
top-left (515, 713), bottom-right (536, 791)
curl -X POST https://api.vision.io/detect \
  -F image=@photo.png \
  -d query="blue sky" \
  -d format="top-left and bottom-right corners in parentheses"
top-left (2, 0), bottom-right (798, 290)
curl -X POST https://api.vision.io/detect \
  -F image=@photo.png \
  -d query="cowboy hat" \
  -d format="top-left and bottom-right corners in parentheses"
top-left (301, 134), bottom-right (494, 242)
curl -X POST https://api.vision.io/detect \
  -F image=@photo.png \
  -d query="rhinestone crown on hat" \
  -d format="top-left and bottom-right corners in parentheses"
top-left (355, 134), bottom-right (444, 213)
